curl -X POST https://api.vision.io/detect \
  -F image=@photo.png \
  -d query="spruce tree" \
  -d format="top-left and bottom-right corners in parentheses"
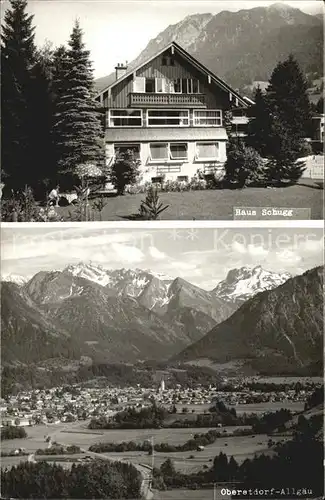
top-left (246, 87), bottom-right (271, 157)
top-left (29, 43), bottom-right (57, 197)
top-left (266, 54), bottom-right (312, 142)
top-left (265, 117), bottom-right (307, 184)
top-left (51, 45), bottom-right (72, 189)
top-left (261, 55), bottom-right (313, 183)
top-left (1, 0), bottom-right (36, 191)
top-left (53, 21), bottom-right (104, 185)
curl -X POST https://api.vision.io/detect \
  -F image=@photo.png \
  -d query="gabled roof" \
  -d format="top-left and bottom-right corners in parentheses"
top-left (95, 41), bottom-right (248, 107)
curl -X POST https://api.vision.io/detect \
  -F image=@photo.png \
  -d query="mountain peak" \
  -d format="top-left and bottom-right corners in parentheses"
top-left (1, 274), bottom-right (29, 286)
top-left (213, 266), bottom-right (291, 303)
top-left (268, 3), bottom-right (294, 11)
top-left (63, 262), bottom-right (112, 286)
top-left (118, 2), bottom-right (321, 94)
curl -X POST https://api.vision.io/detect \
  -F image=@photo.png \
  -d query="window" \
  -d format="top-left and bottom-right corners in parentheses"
top-left (170, 143), bottom-right (188, 160)
top-left (147, 109), bottom-right (189, 127)
top-left (149, 142), bottom-right (188, 162)
top-left (196, 142), bottom-right (219, 160)
top-left (133, 77), bottom-right (145, 93)
top-left (192, 79), bottom-right (199, 94)
top-left (181, 79), bottom-right (188, 93)
top-left (152, 176), bottom-right (164, 183)
top-left (177, 175), bottom-right (188, 182)
top-left (173, 79), bottom-right (181, 93)
top-left (114, 143), bottom-right (140, 160)
top-left (109, 109), bottom-right (142, 127)
top-left (161, 56), bottom-right (174, 66)
top-left (145, 78), bottom-right (156, 93)
top-left (180, 79), bottom-right (199, 94)
top-left (150, 143), bottom-right (169, 161)
top-left (193, 110), bottom-right (222, 126)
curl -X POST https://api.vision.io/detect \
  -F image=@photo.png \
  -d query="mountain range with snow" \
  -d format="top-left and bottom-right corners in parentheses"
top-left (2, 263), bottom-right (321, 375)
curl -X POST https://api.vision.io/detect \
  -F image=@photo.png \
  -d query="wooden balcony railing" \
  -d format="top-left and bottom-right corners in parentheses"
top-left (129, 93), bottom-right (206, 108)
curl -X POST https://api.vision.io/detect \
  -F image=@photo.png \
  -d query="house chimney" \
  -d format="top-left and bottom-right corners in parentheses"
top-left (115, 62), bottom-right (128, 80)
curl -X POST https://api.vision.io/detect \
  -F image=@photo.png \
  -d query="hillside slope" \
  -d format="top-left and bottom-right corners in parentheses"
top-left (95, 4), bottom-right (322, 93)
top-left (175, 267), bottom-right (324, 374)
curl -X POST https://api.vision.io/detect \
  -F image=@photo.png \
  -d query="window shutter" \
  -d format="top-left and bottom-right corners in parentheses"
top-left (156, 78), bottom-right (165, 93)
top-left (133, 77), bottom-right (145, 93)
top-left (164, 79), bottom-right (171, 93)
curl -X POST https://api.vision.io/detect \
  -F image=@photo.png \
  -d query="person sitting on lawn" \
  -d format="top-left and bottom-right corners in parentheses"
top-left (48, 185), bottom-right (60, 206)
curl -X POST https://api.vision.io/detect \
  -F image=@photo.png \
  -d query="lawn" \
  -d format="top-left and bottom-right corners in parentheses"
top-left (58, 181), bottom-right (323, 220)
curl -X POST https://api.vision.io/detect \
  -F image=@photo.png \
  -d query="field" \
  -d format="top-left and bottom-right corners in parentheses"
top-left (175, 401), bottom-right (304, 415)
top-left (58, 181), bottom-right (323, 220)
top-left (96, 433), bottom-right (287, 473)
top-left (0, 398), bottom-right (302, 457)
top-left (244, 376), bottom-right (324, 385)
top-left (1, 419), bottom-right (289, 473)
top-left (1, 423), bottom-right (246, 455)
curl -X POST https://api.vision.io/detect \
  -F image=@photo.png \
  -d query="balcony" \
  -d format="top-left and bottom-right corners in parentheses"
top-left (129, 93), bottom-right (206, 108)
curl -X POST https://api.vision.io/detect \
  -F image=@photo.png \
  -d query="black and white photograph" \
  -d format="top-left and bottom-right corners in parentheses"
top-left (0, 0), bottom-right (323, 221)
top-left (0, 223), bottom-right (324, 499)
top-left (0, 0), bottom-right (324, 499)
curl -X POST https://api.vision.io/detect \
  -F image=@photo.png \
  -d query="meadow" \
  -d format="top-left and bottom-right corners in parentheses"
top-left (58, 181), bottom-right (323, 220)
top-left (175, 401), bottom-right (304, 415)
top-left (1, 419), bottom-right (289, 473)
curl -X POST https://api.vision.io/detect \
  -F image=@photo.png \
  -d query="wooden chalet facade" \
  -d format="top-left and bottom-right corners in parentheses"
top-left (95, 42), bottom-right (249, 183)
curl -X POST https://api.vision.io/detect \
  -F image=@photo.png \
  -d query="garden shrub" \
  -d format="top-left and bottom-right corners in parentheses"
top-left (225, 139), bottom-right (266, 187)
top-left (161, 180), bottom-right (190, 192)
top-left (110, 149), bottom-right (140, 195)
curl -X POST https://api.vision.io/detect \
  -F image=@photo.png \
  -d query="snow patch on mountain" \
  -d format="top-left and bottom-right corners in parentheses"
top-left (1, 274), bottom-right (29, 286)
top-left (213, 265), bottom-right (291, 303)
top-left (62, 263), bottom-right (174, 301)
top-left (63, 262), bottom-right (113, 286)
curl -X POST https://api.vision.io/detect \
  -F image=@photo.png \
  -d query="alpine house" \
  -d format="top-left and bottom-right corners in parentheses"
top-left (95, 41), bottom-right (250, 184)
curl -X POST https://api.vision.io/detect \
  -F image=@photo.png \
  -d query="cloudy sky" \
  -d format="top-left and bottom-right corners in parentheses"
top-left (1, 224), bottom-right (323, 290)
top-left (1, 0), bottom-right (323, 78)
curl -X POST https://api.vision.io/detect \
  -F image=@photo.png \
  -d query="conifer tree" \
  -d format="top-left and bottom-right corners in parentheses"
top-left (265, 117), bottom-right (307, 183)
top-left (29, 43), bottom-right (57, 196)
top-left (246, 87), bottom-right (271, 157)
top-left (53, 21), bottom-right (104, 183)
top-left (266, 54), bottom-right (312, 143)
top-left (51, 45), bottom-right (72, 188)
top-left (1, 1), bottom-right (55, 195)
top-left (1, 0), bottom-right (36, 191)
top-left (245, 55), bottom-right (312, 183)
